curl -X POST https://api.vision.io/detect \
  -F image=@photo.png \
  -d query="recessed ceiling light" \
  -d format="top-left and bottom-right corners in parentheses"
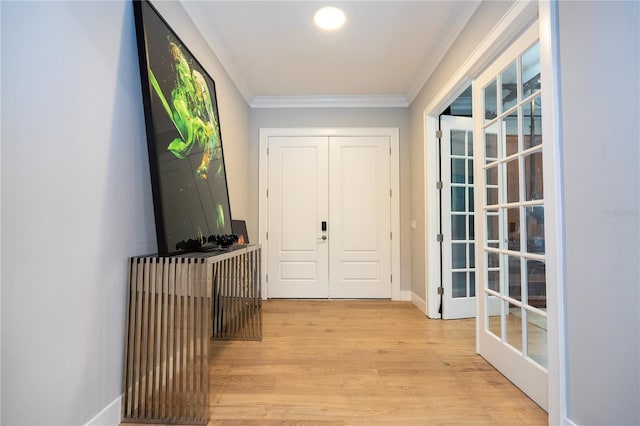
top-left (314, 6), bottom-right (346, 31)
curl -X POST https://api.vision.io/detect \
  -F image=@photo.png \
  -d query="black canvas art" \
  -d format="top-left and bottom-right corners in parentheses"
top-left (133, 0), bottom-right (233, 255)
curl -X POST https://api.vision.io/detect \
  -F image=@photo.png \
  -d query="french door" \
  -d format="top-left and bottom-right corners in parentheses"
top-left (440, 115), bottom-right (476, 319)
top-left (266, 134), bottom-right (392, 299)
top-left (474, 23), bottom-right (549, 409)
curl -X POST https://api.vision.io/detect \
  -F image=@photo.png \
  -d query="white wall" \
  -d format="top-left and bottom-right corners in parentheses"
top-left (408, 1), bottom-right (514, 301)
top-left (1, 2), bottom-right (154, 423)
top-left (250, 107), bottom-right (411, 292)
top-left (557, 2), bottom-right (640, 424)
top-left (0, 1), bottom-right (250, 424)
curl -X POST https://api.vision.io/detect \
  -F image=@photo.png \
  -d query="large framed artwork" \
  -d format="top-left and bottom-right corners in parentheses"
top-left (133, 0), bottom-right (233, 256)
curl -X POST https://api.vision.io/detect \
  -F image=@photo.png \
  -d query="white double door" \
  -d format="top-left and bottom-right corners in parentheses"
top-left (267, 135), bottom-right (391, 299)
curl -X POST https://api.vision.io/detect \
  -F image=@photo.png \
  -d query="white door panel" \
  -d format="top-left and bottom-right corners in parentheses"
top-left (267, 136), bottom-right (328, 298)
top-left (329, 137), bottom-right (391, 299)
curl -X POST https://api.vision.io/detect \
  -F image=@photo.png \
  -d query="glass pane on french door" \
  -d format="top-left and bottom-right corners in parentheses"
top-left (474, 23), bottom-right (548, 410)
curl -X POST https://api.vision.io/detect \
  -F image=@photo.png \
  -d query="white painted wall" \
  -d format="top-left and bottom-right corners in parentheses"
top-left (1, 2), bottom-right (154, 423)
top-left (557, 2), bottom-right (640, 424)
top-left (408, 1), bottom-right (514, 301)
top-left (0, 1), bottom-right (250, 424)
top-left (250, 107), bottom-right (411, 293)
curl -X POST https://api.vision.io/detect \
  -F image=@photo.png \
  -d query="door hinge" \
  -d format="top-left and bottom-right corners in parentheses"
top-left (390, 189), bottom-right (392, 197)
top-left (437, 287), bottom-right (444, 295)
top-left (436, 130), bottom-right (443, 139)
top-left (267, 146), bottom-right (269, 155)
top-left (266, 232), bottom-right (268, 240)
top-left (436, 181), bottom-right (443, 190)
top-left (390, 232), bottom-right (393, 240)
top-left (389, 146), bottom-right (392, 155)
top-left (266, 274), bottom-right (268, 283)
top-left (390, 275), bottom-right (393, 283)
top-left (266, 189), bottom-right (269, 197)
top-left (437, 234), bottom-right (443, 242)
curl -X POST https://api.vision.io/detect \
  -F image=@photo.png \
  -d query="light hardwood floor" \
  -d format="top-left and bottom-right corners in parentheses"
top-left (207, 300), bottom-right (547, 425)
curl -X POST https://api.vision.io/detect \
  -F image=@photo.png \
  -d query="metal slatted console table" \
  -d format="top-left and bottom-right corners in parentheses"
top-left (121, 244), bottom-right (261, 424)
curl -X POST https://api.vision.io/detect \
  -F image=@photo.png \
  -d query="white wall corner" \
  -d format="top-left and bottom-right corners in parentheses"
top-left (410, 291), bottom-right (427, 315)
top-left (84, 395), bottom-right (121, 426)
top-left (400, 289), bottom-right (412, 302)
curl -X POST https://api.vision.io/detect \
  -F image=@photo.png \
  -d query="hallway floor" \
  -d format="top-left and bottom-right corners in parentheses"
top-left (208, 299), bottom-right (547, 425)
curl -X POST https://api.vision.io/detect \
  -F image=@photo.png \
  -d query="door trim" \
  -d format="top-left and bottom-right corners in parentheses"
top-left (259, 127), bottom-right (401, 300)
top-left (421, 0), bottom-right (567, 423)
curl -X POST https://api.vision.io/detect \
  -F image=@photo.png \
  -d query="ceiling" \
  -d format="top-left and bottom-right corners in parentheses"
top-left (180, 1), bottom-right (481, 107)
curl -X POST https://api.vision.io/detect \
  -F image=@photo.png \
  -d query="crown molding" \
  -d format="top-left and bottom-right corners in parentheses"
top-left (250, 95), bottom-right (409, 109)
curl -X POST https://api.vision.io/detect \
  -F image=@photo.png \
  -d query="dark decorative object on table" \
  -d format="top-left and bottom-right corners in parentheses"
top-left (175, 237), bottom-right (206, 251)
top-left (208, 234), bottom-right (238, 248)
top-left (174, 234), bottom-right (238, 251)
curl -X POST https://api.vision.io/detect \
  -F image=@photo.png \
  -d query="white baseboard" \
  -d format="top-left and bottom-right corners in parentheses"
top-left (563, 417), bottom-right (578, 426)
top-left (411, 291), bottom-right (427, 315)
top-left (399, 289), bottom-right (411, 301)
top-left (85, 395), bottom-right (121, 426)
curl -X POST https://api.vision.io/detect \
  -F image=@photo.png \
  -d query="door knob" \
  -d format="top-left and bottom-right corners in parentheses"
top-left (322, 235), bottom-right (327, 240)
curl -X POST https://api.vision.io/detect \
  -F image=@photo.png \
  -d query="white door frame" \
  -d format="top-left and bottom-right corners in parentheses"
top-left (422, 1), bottom-right (567, 424)
top-left (259, 127), bottom-right (401, 300)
